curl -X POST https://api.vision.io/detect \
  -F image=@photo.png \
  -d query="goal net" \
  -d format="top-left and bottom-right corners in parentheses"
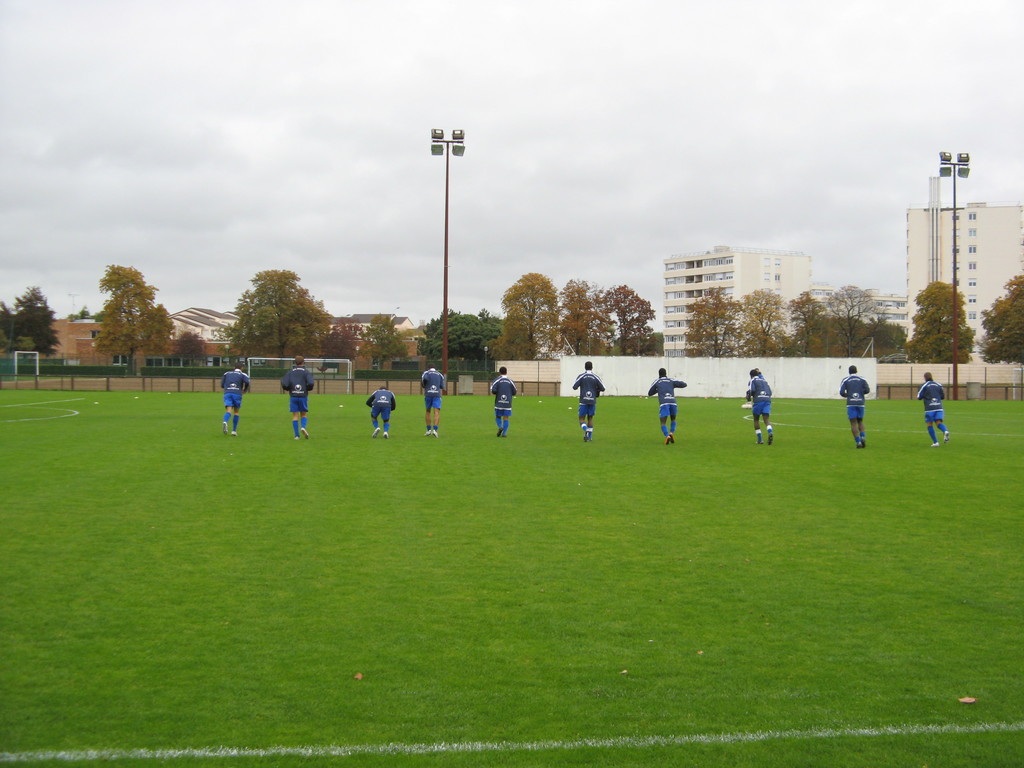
top-left (246, 357), bottom-right (352, 392)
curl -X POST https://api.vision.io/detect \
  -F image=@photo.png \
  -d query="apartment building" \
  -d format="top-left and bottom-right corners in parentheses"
top-left (662, 246), bottom-right (812, 356)
top-left (907, 182), bottom-right (1024, 349)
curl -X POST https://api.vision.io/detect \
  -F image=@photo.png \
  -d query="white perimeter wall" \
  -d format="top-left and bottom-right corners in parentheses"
top-left (558, 356), bottom-right (877, 400)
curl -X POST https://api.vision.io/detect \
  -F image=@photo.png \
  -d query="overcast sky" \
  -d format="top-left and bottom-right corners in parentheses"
top-left (2, 0), bottom-right (1022, 327)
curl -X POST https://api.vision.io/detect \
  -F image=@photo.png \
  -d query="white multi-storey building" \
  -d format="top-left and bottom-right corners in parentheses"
top-left (663, 246), bottom-right (811, 356)
top-left (907, 181), bottom-right (1024, 349)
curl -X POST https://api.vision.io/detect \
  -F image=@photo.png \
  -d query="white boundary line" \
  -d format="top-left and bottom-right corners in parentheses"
top-left (2, 721), bottom-right (1021, 763)
top-left (0, 398), bottom-right (84, 423)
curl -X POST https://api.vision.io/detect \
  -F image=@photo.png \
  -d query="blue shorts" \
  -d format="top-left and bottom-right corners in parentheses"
top-left (924, 409), bottom-right (944, 423)
top-left (659, 403), bottom-right (678, 420)
top-left (578, 403), bottom-right (596, 418)
top-left (752, 401), bottom-right (771, 417)
top-left (289, 396), bottom-right (309, 413)
top-left (424, 396), bottom-right (442, 410)
top-left (494, 407), bottom-right (512, 418)
top-left (846, 405), bottom-right (865, 420)
top-left (223, 393), bottom-right (242, 409)
top-left (370, 406), bottom-right (391, 421)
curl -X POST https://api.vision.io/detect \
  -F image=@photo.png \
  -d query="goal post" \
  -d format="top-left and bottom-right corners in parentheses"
top-left (14, 351), bottom-right (40, 381)
top-left (246, 357), bottom-right (352, 393)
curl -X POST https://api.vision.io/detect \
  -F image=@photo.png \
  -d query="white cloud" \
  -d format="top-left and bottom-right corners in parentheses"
top-left (1, 0), bottom-right (1021, 325)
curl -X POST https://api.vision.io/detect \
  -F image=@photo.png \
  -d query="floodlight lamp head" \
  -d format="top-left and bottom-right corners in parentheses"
top-left (957, 166), bottom-right (970, 178)
top-left (957, 152), bottom-right (970, 163)
top-left (451, 129), bottom-right (465, 140)
top-left (939, 166), bottom-right (952, 177)
top-left (452, 144), bottom-right (465, 156)
top-left (431, 129), bottom-right (445, 140)
top-left (939, 152), bottom-right (952, 163)
top-left (431, 144), bottom-right (444, 156)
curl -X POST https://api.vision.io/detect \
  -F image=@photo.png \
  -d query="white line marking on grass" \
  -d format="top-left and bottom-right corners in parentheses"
top-left (2, 721), bottom-right (1022, 763)
top-left (0, 398), bottom-right (83, 423)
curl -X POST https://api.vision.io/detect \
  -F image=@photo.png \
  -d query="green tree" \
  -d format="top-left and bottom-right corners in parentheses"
top-left (227, 270), bottom-right (332, 358)
top-left (906, 281), bottom-right (974, 363)
top-left (95, 266), bottom-right (173, 368)
top-left (685, 287), bottom-right (740, 357)
top-left (601, 285), bottom-right (656, 356)
top-left (559, 279), bottom-right (610, 356)
top-left (863, 317), bottom-right (907, 358)
top-left (737, 289), bottom-right (786, 356)
top-left (0, 302), bottom-right (12, 353)
top-left (787, 291), bottom-right (829, 356)
top-left (361, 314), bottom-right (407, 367)
top-left (980, 274), bottom-right (1024, 364)
top-left (495, 273), bottom-right (559, 359)
top-left (419, 310), bottom-right (502, 360)
top-left (825, 285), bottom-right (876, 357)
top-left (3, 287), bottom-right (59, 355)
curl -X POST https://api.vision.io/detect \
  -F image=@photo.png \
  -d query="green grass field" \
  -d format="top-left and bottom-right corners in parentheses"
top-left (1, 389), bottom-right (1022, 767)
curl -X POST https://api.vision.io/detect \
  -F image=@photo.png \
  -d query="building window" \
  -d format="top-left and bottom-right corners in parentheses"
top-left (968, 311), bottom-right (977, 320)
top-left (968, 228), bottom-right (977, 237)
top-left (968, 278), bottom-right (977, 287)
top-left (968, 245), bottom-right (977, 254)
top-left (968, 295), bottom-right (977, 304)
top-left (774, 274), bottom-right (781, 281)
top-left (764, 272), bottom-right (771, 281)
top-left (968, 262), bottom-right (977, 270)
top-left (968, 212), bottom-right (977, 220)
top-left (112, 355), bottom-right (129, 366)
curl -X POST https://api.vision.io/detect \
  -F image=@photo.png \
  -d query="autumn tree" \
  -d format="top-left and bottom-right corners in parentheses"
top-left (558, 279), bottom-right (610, 356)
top-left (419, 310), bottom-right (502, 360)
top-left (980, 274), bottom-right (1024, 363)
top-left (2, 287), bottom-right (59, 355)
top-left (495, 273), bottom-right (559, 359)
top-left (602, 285), bottom-right (656, 356)
top-left (360, 314), bottom-right (407, 367)
top-left (322, 321), bottom-right (361, 361)
top-left (227, 270), bottom-right (332, 358)
top-left (96, 266), bottom-right (174, 368)
top-left (826, 285), bottom-right (876, 357)
top-left (905, 281), bottom-right (974, 363)
top-left (787, 291), bottom-right (829, 356)
top-left (737, 289), bottom-right (786, 356)
top-left (685, 287), bottom-right (741, 357)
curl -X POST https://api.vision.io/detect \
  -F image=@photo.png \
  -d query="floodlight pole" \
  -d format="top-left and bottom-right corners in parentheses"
top-left (431, 130), bottom-right (465, 383)
top-left (939, 151), bottom-right (970, 400)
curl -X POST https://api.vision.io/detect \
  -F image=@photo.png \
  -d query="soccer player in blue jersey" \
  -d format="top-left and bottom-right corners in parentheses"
top-left (490, 366), bottom-right (517, 437)
top-left (572, 360), bottom-right (605, 442)
top-left (917, 372), bottom-right (950, 447)
top-left (281, 356), bottom-right (315, 439)
top-left (366, 387), bottom-right (397, 439)
top-left (648, 367), bottom-right (687, 444)
top-left (745, 368), bottom-right (773, 445)
top-left (839, 364), bottom-right (870, 448)
top-left (421, 366), bottom-right (446, 437)
top-left (220, 362), bottom-right (250, 436)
